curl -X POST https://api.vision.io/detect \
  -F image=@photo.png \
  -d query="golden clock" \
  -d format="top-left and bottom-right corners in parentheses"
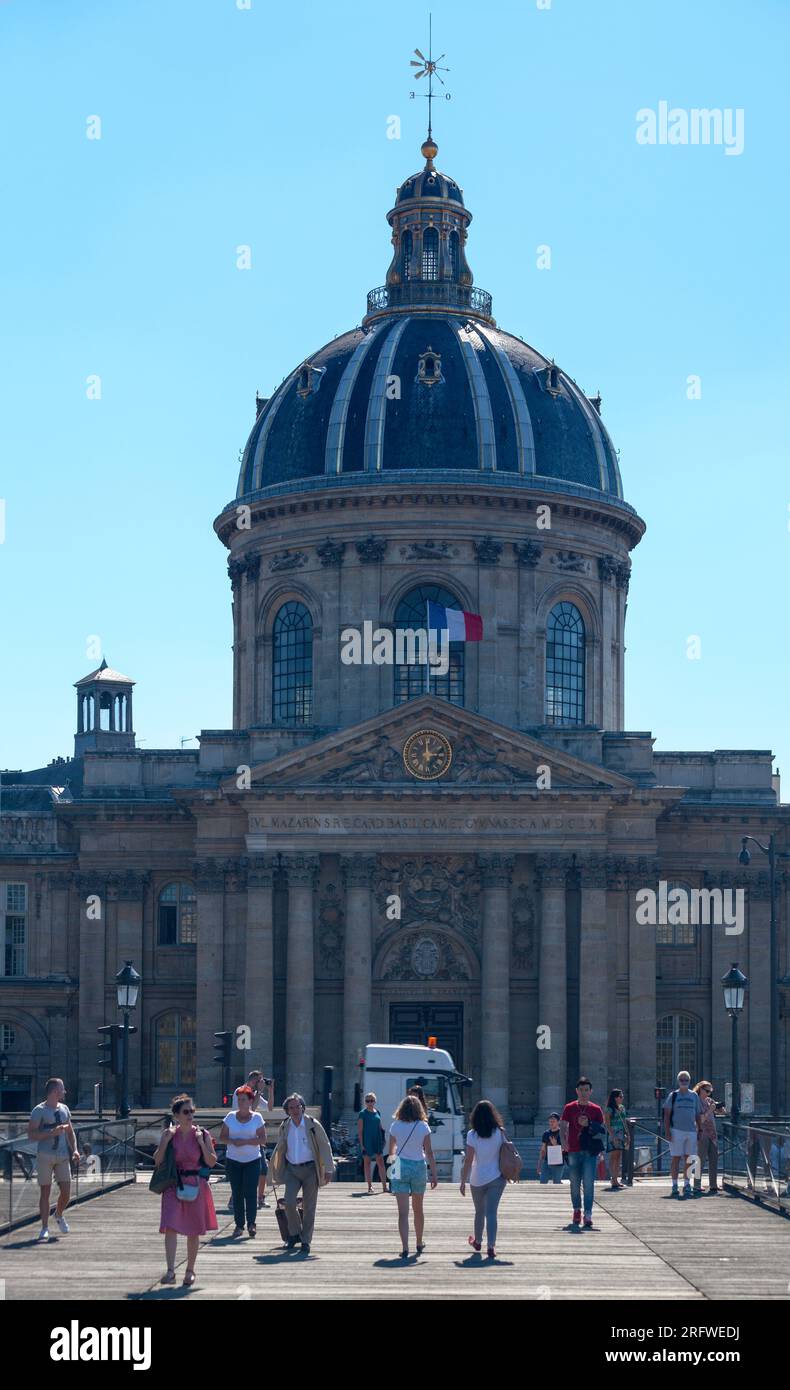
top-left (403, 729), bottom-right (452, 781)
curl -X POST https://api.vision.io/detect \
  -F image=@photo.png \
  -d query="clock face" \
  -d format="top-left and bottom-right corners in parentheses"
top-left (403, 729), bottom-right (453, 781)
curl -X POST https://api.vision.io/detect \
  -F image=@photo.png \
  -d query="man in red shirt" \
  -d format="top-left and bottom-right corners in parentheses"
top-left (560, 1077), bottom-right (605, 1230)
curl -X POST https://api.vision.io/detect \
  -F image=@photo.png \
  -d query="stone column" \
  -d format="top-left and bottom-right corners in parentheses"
top-left (76, 874), bottom-right (107, 1107)
top-left (747, 872), bottom-right (771, 1110)
top-left (342, 855), bottom-right (376, 1115)
top-left (709, 870), bottom-right (734, 1099)
top-left (478, 854), bottom-right (513, 1116)
top-left (112, 870), bottom-right (149, 1109)
top-left (283, 853), bottom-right (319, 1101)
top-left (628, 858), bottom-right (658, 1112)
top-left (49, 872), bottom-right (72, 977)
top-left (245, 855), bottom-right (276, 1079)
top-left (578, 857), bottom-right (609, 1094)
top-left (195, 859), bottom-right (226, 1105)
top-left (537, 856), bottom-right (567, 1115)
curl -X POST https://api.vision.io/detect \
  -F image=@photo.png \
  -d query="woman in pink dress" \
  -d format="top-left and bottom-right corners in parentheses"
top-left (154, 1093), bottom-right (218, 1286)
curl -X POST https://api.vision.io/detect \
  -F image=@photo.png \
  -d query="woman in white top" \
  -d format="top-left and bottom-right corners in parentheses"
top-left (388, 1095), bottom-right (438, 1259)
top-left (460, 1099), bottom-right (507, 1259)
top-left (220, 1085), bottom-right (266, 1238)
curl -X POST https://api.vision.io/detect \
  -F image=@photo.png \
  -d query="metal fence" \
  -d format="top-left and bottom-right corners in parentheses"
top-left (719, 1120), bottom-right (790, 1214)
top-left (0, 1119), bottom-right (137, 1233)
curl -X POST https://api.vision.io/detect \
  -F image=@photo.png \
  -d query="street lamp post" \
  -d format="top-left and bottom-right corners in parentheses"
top-left (721, 963), bottom-right (748, 1124)
top-left (738, 835), bottom-right (790, 1116)
top-left (115, 960), bottom-right (141, 1119)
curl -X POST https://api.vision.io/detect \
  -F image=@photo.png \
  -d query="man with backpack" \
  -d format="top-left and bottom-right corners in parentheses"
top-left (560, 1077), bottom-right (606, 1230)
top-left (663, 1071), bottom-right (704, 1198)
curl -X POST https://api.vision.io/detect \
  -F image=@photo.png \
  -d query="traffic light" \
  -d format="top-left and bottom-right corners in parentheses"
top-left (97, 1024), bottom-right (121, 1073)
top-left (213, 1031), bottom-right (233, 1068)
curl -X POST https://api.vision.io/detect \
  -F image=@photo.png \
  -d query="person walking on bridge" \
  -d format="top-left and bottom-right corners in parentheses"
top-left (28, 1077), bottom-right (80, 1242)
top-left (663, 1071), bottom-right (703, 1199)
top-left (269, 1094), bottom-right (335, 1256)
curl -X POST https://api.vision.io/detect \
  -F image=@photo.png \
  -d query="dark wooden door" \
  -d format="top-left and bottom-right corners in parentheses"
top-left (389, 1003), bottom-right (463, 1068)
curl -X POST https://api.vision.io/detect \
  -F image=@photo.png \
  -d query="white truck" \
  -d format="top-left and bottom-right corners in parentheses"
top-left (361, 1042), bottom-right (471, 1182)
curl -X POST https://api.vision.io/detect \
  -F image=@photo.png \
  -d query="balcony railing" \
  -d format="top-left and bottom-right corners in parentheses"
top-left (365, 282), bottom-right (493, 320)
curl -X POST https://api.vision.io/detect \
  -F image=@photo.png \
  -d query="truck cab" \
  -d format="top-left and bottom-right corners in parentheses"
top-left (362, 1042), bottom-right (470, 1182)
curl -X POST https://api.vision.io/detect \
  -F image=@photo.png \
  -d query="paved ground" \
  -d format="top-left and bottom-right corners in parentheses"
top-left (1, 1178), bottom-right (789, 1300)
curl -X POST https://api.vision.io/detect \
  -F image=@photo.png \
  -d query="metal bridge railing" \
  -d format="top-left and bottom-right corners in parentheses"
top-left (0, 1118), bottom-right (137, 1233)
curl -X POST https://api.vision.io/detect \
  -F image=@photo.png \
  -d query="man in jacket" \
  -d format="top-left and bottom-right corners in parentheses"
top-left (269, 1093), bottom-right (335, 1254)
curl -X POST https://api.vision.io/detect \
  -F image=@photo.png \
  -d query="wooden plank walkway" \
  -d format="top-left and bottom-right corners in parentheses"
top-left (1, 1178), bottom-right (789, 1300)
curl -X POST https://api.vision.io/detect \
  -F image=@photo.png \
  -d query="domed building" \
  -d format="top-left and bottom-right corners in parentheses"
top-left (1, 137), bottom-right (787, 1130)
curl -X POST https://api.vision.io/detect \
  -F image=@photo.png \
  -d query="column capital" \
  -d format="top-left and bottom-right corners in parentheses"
top-left (75, 873), bottom-right (106, 899)
top-left (193, 859), bottom-right (226, 893)
top-left (477, 853), bottom-right (514, 887)
top-left (106, 870), bottom-right (150, 902)
top-left (577, 856), bottom-right (608, 890)
top-left (247, 854), bottom-right (278, 889)
top-left (282, 853), bottom-right (320, 887)
top-left (534, 854), bottom-right (570, 888)
top-left (49, 870), bottom-right (74, 891)
top-left (624, 856), bottom-right (661, 889)
top-left (341, 854), bottom-right (377, 888)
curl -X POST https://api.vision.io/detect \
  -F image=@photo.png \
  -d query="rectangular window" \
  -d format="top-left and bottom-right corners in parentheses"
top-left (2, 883), bottom-right (27, 977)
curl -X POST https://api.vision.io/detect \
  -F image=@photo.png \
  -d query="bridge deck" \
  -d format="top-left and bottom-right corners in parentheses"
top-left (1, 1178), bottom-right (788, 1301)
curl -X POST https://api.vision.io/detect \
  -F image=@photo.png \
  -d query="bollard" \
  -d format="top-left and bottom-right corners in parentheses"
top-left (321, 1066), bottom-right (333, 1137)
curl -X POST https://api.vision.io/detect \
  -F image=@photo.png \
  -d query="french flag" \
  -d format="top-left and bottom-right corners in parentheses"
top-left (427, 601), bottom-right (484, 642)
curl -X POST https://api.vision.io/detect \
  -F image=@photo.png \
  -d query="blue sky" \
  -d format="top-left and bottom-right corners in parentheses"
top-left (1, 0), bottom-right (788, 782)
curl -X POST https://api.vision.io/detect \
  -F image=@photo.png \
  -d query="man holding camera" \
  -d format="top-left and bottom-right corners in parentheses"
top-left (232, 1070), bottom-right (275, 1209)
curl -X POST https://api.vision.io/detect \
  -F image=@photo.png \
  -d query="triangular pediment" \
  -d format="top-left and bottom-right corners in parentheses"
top-left (222, 699), bottom-right (636, 793)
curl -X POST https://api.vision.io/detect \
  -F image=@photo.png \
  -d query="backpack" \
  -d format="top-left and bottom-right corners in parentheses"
top-left (498, 1129), bottom-right (522, 1182)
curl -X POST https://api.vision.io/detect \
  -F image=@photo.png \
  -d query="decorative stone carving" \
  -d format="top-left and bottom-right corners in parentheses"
top-left (473, 535), bottom-right (503, 565)
top-left (551, 550), bottom-right (588, 573)
top-left (321, 734), bottom-right (402, 784)
top-left (355, 535), bottom-right (387, 564)
top-left (535, 855), bottom-right (570, 889)
top-left (577, 857), bottom-right (608, 889)
top-left (244, 555), bottom-right (261, 582)
top-left (228, 558), bottom-right (245, 589)
top-left (375, 855), bottom-right (481, 947)
top-left (513, 539), bottom-right (542, 568)
top-left (380, 929), bottom-right (470, 982)
top-left (452, 735), bottom-right (522, 784)
top-left (511, 884), bottom-right (536, 971)
top-left (598, 554), bottom-right (618, 582)
top-left (316, 539), bottom-right (346, 568)
top-left (193, 860), bottom-right (226, 894)
top-left (282, 853), bottom-right (320, 887)
top-left (106, 870), bottom-right (150, 901)
top-left (317, 882), bottom-right (344, 975)
top-left (614, 560), bottom-right (631, 590)
top-left (0, 815), bottom-right (56, 849)
top-left (399, 539), bottom-right (459, 560)
top-left (342, 854), bottom-right (377, 888)
top-left (269, 550), bottom-right (307, 573)
top-left (247, 854), bottom-right (277, 889)
top-left (478, 853), bottom-right (514, 887)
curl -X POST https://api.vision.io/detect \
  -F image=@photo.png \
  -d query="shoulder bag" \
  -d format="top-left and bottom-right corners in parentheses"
top-left (498, 1129), bottom-right (522, 1182)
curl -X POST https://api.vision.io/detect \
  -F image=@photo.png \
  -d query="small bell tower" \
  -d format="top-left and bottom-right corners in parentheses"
top-left (74, 658), bottom-right (136, 756)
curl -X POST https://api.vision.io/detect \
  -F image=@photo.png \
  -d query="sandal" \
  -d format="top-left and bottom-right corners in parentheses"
top-left (182, 1269), bottom-right (196, 1287)
top-left (160, 1269), bottom-right (176, 1285)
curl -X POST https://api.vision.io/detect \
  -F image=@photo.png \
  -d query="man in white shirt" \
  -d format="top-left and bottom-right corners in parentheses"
top-left (230, 1070), bottom-right (274, 1209)
top-left (269, 1093), bottom-right (335, 1255)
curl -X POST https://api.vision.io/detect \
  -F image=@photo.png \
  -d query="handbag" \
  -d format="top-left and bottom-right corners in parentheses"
top-left (498, 1129), bottom-right (522, 1182)
top-left (149, 1132), bottom-right (178, 1194)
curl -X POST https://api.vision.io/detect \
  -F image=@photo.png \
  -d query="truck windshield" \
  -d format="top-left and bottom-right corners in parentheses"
top-left (406, 1075), bottom-right (449, 1116)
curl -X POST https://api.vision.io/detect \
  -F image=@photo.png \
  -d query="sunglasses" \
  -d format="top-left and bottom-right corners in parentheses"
top-left (178, 1108), bottom-right (195, 1115)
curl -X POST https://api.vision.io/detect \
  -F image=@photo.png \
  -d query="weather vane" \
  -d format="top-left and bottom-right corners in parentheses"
top-left (409, 14), bottom-right (451, 141)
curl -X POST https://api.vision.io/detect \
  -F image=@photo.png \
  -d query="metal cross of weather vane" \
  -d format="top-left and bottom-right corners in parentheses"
top-left (409, 16), bottom-right (451, 140)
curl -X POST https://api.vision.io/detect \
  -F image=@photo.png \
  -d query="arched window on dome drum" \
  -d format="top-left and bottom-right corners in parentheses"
top-left (272, 601), bottom-right (313, 725)
top-left (393, 584), bottom-right (464, 707)
top-left (449, 230), bottom-right (460, 281)
top-left (401, 230), bottom-right (413, 282)
top-left (422, 227), bottom-right (439, 281)
top-left (545, 602), bottom-right (585, 725)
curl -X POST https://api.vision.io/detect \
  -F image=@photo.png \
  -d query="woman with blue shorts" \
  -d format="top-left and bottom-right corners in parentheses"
top-left (387, 1095), bottom-right (438, 1259)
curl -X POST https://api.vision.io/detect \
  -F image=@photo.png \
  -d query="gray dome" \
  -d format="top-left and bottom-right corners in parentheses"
top-left (236, 318), bottom-right (622, 500)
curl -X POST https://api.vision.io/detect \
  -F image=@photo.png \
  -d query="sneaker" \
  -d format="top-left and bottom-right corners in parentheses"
top-left (583, 1216), bottom-right (593, 1229)
top-left (486, 1246), bottom-right (496, 1259)
top-left (573, 1208), bottom-right (582, 1225)
top-left (36, 1227), bottom-right (50, 1243)
top-left (670, 1185), bottom-right (679, 1198)
top-left (56, 1215), bottom-right (70, 1234)
top-left (300, 1242), bottom-right (310, 1255)
top-left (682, 1185), bottom-right (692, 1199)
